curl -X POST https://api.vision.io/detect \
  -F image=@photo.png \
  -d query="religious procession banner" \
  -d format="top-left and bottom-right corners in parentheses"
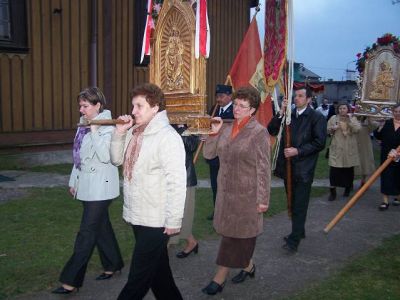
top-left (355, 33), bottom-right (400, 118)
top-left (226, 17), bottom-right (272, 127)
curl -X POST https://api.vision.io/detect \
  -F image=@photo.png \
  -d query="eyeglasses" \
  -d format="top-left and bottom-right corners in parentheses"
top-left (233, 102), bottom-right (251, 109)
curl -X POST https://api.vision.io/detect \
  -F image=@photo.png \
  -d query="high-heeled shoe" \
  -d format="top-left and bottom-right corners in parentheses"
top-left (176, 243), bottom-right (198, 258)
top-left (231, 264), bottom-right (256, 284)
top-left (96, 270), bottom-right (121, 280)
top-left (202, 280), bottom-right (225, 295)
top-left (51, 286), bottom-right (78, 294)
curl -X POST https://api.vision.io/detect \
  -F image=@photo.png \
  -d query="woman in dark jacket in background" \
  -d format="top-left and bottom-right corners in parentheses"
top-left (374, 104), bottom-right (400, 210)
top-left (169, 124), bottom-right (200, 258)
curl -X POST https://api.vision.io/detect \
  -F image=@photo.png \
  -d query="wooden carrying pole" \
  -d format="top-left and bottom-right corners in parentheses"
top-left (285, 124), bottom-right (292, 217)
top-left (324, 146), bottom-right (400, 233)
top-left (192, 104), bottom-right (219, 164)
top-left (77, 119), bottom-right (130, 126)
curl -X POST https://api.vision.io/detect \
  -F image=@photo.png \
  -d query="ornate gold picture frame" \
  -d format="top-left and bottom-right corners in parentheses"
top-left (356, 46), bottom-right (400, 118)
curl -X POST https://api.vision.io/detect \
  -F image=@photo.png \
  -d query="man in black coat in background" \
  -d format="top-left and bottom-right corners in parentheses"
top-left (267, 87), bottom-right (327, 253)
top-left (205, 84), bottom-right (234, 220)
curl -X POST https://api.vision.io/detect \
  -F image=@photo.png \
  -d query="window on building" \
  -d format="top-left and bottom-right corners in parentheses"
top-left (0, 0), bottom-right (28, 53)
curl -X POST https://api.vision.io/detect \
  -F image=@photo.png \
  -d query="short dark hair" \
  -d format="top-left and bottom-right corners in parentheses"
top-left (336, 102), bottom-right (351, 114)
top-left (77, 87), bottom-right (106, 112)
top-left (232, 86), bottom-right (261, 115)
top-left (131, 83), bottom-right (166, 111)
top-left (294, 86), bottom-right (312, 99)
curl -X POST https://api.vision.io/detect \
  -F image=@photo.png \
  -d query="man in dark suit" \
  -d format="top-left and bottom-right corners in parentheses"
top-left (267, 87), bottom-right (326, 253)
top-left (206, 84), bottom-right (234, 220)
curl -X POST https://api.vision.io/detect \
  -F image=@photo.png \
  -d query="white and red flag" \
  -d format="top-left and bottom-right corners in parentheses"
top-left (195, 0), bottom-right (210, 59)
top-left (140, 0), bottom-right (154, 63)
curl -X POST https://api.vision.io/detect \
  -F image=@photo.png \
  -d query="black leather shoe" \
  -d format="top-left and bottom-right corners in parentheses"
top-left (282, 243), bottom-right (297, 254)
top-left (231, 264), bottom-right (255, 284)
top-left (202, 281), bottom-right (225, 295)
top-left (378, 202), bottom-right (389, 211)
top-left (283, 233), bottom-right (305, 242)
top-left (96, 270), bottom-right (121, 280)
top-left (176, 243), bottom-right (199, 258)
top-left (51, 286), bottom-right (78, 294)
top-left (343, 187), bottom-right (351, 197)
top-left (96, 272), bottom-right (113, 280)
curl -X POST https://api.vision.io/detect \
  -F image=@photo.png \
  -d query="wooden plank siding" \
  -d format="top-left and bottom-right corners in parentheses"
top-left (0, 0), bottom-right (251, 150)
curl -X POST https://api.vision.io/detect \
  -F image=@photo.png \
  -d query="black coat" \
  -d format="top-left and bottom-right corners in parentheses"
top-left (206, 103), bottom-right (234, 166)
top-left (267, 106), bottom-right (327, 183)
top-left (173, 125), bottom-right (199, 187)
top-left (373, 119), bottom-right (400, 195)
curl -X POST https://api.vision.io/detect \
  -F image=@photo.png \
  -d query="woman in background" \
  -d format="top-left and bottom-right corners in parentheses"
top-left (374, 104), bottom-right (400, 210)
top-left (52, 87), bottom-right (123, 294)
top-left (169, 124), bottom-right (200, 258)
top-left (355, 116), bottom-right (378, 187)
top-left (327, 103), bottom-right (361, 201)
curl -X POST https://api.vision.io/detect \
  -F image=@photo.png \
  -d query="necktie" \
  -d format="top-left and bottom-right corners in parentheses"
top-left (220, 108), bottom-right (224, 116)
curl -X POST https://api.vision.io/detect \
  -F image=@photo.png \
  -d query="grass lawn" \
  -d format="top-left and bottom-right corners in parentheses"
top-left (291, 234), bottom-right (400, 300)
top-left (0, 185), bottom-right (326, 298)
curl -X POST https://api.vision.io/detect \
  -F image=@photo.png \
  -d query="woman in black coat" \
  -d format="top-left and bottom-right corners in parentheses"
top-left (374, 104), bottom-right (400, 210)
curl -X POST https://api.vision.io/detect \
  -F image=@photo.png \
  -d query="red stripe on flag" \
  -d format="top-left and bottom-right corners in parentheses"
top-left (199, 0), bottom-right (207, 56)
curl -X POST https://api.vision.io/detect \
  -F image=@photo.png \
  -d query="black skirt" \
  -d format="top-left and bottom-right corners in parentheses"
top-left (329, 166), bottom-right (354, 188)
top-left (380, 163), bottom-right (400, 196)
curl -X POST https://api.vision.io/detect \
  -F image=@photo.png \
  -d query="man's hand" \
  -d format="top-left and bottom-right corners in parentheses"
top-left (164, 227), bottom-right (180, 235)
top-left (280, 98), bottom-right (288, 116)
top-left (284, 147), bottom-right (298, 158)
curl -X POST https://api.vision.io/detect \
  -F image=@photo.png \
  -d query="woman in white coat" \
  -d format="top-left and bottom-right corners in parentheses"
top-left (52, 87), bottom-right (123, 294)
top-left (111, 83), bottom-right (186, 300)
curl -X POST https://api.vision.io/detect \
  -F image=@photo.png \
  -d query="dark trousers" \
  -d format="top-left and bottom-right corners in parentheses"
top-left (285, 180), bottom-right (313, 248)
top-left (59, 200), bottom-right (124, 288)
top-left (118, 225), bottom-right (183, 300)
top-left (209, 163), bottom-right (219, 206)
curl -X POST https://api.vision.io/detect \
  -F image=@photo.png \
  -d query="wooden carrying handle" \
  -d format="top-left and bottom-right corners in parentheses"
top-left (77, 119), bottom-right (130, 126)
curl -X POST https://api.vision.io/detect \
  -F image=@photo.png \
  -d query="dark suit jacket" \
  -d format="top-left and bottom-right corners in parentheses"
top-left (267, 106), bottom-right (327, 183)
top-left (173, 125), bottom-right (199, 187)
top-left (206, 103), bottom-right (234, 166)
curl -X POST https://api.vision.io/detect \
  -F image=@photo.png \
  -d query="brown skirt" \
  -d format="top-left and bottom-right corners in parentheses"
top-left (216, 236), bottom-right (256, 268)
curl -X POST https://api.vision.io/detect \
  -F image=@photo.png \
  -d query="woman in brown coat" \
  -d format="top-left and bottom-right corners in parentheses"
top-left (201, 87), bottom-right (270, 295)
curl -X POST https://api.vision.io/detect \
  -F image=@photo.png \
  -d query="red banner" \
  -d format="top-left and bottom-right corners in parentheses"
top-left (227, 18), bottom-right (272, 127)
top-left (264, 0), bottom-right (287, 93)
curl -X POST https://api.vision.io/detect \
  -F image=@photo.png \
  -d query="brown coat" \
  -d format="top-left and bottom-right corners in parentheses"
top-left (328, 115), bottom-right (361, 168)
top-left (203, 117), bottom-right (270, 238)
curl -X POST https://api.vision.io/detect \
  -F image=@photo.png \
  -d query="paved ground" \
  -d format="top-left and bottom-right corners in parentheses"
top-left (3, 171), bottom-right (399, 300)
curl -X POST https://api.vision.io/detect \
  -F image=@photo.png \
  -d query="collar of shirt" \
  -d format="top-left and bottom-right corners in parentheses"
top-left (296, 106), bottom-right (307, 116)
top-left (220, 102), bottom-right (232, 113)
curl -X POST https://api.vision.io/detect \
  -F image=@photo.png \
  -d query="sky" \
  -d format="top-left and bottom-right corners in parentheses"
top-left (252, 0), bottom-right (400, 81)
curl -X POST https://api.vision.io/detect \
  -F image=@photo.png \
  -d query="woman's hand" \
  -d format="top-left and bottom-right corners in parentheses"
top-left (210, 117), bottom-right (223, 135)
top-left (115, 115), bottom-right (134, 134)
top-left (388, 149), bottom-right (400, 161)
top-left (69, 187), bottom-right (76, 197)
top-left (164, 227), bottom-right (180, 235)
top-left (257, 203), bottom-right (268, 213)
